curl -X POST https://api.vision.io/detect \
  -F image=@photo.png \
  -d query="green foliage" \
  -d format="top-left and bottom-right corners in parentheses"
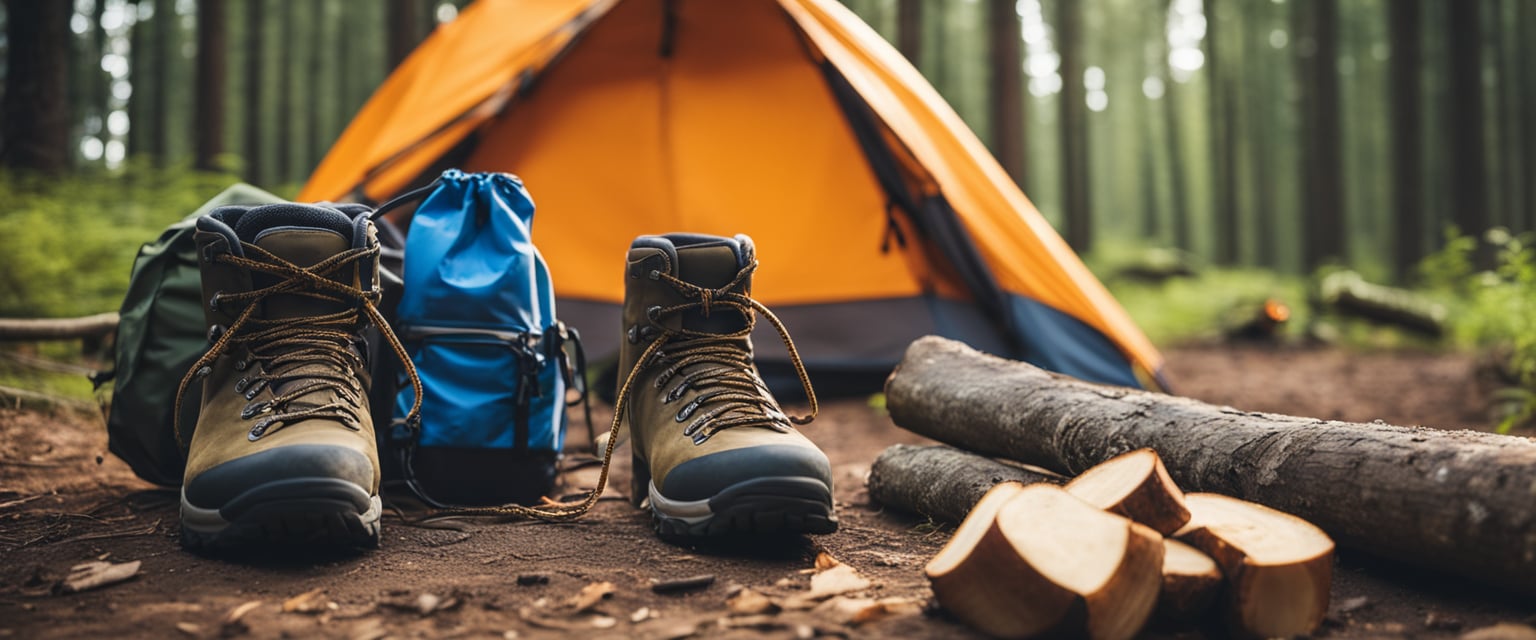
top-left (0, 165), bottom-right (239, 318)
top-left (1416, 227), bottom-right (1536, 433)
top-left (1091, 240), bottom-right (1310, 346)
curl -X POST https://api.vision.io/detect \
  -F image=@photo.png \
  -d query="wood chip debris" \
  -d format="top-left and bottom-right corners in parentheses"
top-left (1461, 624), bottom-right (1536, 640)
top-left (55, 560), bottom-right (140, 594)
top-left (804, 564), bottom-right (872, 600)
top-left (651, 574), bottom-right (715, 594)
top-left (564, 581), bottom-right (615, 614)
top-left (630, 607), bottom-right (654, 623)
top-left (726, 588), bottom-right (779, 616)
top-left (174, 621), bottom-right (202, 637)
top-left (281, 588), bottom-right (334, 614)
top-left (221, 599), bottom-right (264, 636)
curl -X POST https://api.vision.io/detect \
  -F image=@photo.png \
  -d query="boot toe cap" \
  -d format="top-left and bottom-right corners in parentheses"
top-left (184, 444), bottom-right (377, 509)
top-left (659, 443), bottom-right (833, 502)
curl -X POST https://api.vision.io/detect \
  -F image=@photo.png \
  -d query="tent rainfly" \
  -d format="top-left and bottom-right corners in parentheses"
top-left (301, 0), bottom-right (1166, 392)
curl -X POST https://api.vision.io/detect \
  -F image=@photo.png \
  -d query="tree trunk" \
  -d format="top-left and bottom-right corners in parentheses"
top-left (1245, 1), bottom-right (1276, 268)
top-left (195, 0), bottom-right (228, 171)
top-left (306, 0), bottom-right (325, 176)
top-left (1159, 0), bottom-right (1190, 251)
top-left (1205, 0), bottom-right (1239, 265)
top-left (129, 0), bottom-right (151, 158)
top-left (1388, 0), bottom-right (1423, 279)
top-left (1057, 0), bottom-right (1091, 252)
top-left (987, 0), bottom-right (1024, 185)
top-left (868, 444), bottom-right (1061, 525)
top-left (90, 0), bottom-right (110, 161)
top-left (149, 0), bottom-right (174, 164)
top-left (276, 1), bottom-right (294, 183)
top-left (387, 0), bottom-right (421, 71)
top-left (895, 0), bottom-right (921, 65)
top-left (885, 336), bottom-right (1536, 596)
top-left (1295, 0), bottom-right (1346, 269)
top-left (1, 0), bottom-right (72, 175)
top-left (243, 0), bottom-right (265, 185)
top-left (1445, 0), bottom-right (1486, 252)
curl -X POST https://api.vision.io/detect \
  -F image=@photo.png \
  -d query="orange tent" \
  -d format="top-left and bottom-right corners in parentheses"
top-left (302, 0), bottom-right (1165, 390)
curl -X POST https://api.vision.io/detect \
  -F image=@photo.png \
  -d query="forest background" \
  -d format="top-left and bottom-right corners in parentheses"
top-left (0, 0), bottom-right (1532, 362)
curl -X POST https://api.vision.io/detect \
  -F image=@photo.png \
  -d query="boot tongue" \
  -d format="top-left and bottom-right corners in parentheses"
top-left (674, 243), bottom-right (750, 334)
top-left (234, 205), bottom-right (358, 320)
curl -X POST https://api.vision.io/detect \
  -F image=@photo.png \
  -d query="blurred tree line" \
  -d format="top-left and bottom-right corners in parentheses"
top-left (0, 0), bottom-right (1532, 284)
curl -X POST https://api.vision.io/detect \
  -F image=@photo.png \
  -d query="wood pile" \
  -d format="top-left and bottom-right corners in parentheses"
top-left (870, 335), bottom-right (1536, 637)
top-left (891, 447), bottom-right (1331, 638)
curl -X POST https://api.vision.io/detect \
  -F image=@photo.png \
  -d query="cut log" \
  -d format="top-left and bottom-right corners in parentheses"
top-left (1176, 493), bottom-right (1333, 638)
top-left (868, 444), bottom-right (1061, 524)
top-left (1156, 538), bottom-right (1221, 623)
top-left (885, 336), bottom-right (1536, 595)
top-left (1065, 448), bottom-right (1189, 535)
top-left (927, 483), bottom-right (1163, 640)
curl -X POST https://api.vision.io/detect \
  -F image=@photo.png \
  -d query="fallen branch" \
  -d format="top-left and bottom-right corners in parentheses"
top-left (885, 336), bottom-right (1536, 595)
top-left (0, 313), bottom-right (118, 342)
top-left (867, 444), bottom-right (1061, 524)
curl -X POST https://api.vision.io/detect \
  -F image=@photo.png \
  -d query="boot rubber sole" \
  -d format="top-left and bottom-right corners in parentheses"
top-left (180, 478), bottom-right (381, 551)
top-left (647, 476), bottom-right (838, 540)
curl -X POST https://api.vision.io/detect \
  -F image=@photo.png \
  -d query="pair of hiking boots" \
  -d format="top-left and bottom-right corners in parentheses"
top-left (177, 203), bottom-right (837, 549)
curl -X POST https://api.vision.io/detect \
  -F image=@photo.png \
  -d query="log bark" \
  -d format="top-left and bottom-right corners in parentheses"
top-left (868, 444), bottom-right (1061, 524)
top-left (0, 313), bottom-right (119, 341)
top-left (885, 336), bottom-right (1536, 595)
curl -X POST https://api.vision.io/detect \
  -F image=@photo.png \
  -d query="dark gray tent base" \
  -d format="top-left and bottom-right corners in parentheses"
top-left (563, 293), bottom-right (1139, 401)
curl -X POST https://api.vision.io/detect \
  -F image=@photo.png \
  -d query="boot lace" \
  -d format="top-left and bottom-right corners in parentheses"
top-left (173, 241), bottom-right (423, 449)
top-left (418, 260), bottom-right (816, 522)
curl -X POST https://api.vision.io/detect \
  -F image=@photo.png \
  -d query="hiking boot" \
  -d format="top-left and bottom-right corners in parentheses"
top-left (176, 203), bottom-right (410, 550)
top-left (617, 233), bottom-right (837, 540)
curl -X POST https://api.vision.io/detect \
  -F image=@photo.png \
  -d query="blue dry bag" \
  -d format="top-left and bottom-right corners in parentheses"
top-left (385, 170), bottom-right (585, 507)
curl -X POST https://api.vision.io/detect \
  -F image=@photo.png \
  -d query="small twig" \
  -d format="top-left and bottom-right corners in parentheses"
top-left (51, 519), bottom-right (161, 545)
top-left (0, 495), bottom-right (46, 510)
top-left (0, 459), bottom-right (67, 469)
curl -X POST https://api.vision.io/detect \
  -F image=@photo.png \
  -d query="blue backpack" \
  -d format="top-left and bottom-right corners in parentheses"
top-left (379, 170), bottom-right (587, 507)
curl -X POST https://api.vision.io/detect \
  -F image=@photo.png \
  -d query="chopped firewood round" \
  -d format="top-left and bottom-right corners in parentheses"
top-left (1065, 448), bottom-right (1190, 535)
top-left (1156, 538), bottom-right (1222, 622)
top-left (1176, 493), bottom-right (1333, 639)
top-left (926, 484), bottom-right (1163, 640)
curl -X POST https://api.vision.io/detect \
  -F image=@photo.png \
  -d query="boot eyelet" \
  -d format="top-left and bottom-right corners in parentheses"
top-left (248, 418), bottom-right (275, 441)
top-left (233, 358), bottom-right (248, 371)
top-left (646, 306), bottom-right (662, 321)
top-left (208, 291), bottom-right (223, 312)
top-left (206, 325), bottom-right (225, 342)
top-left (234, 377), bottom-right (249, 393)
top-left (240, 401), bottom-right (271, 419)
top-left (648, 270), bottom-right (661, 280)
top-left (627, 326), bottom-right (640, 344)
top-left (195, 365), bottom-right (212, 378)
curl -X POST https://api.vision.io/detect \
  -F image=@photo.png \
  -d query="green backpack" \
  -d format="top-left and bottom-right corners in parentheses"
top-left (100, 183), bottom-right (286, 486)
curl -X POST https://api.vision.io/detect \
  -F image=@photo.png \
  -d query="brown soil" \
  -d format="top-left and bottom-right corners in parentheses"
top-left (2, 345), bottom-right (1532, 639)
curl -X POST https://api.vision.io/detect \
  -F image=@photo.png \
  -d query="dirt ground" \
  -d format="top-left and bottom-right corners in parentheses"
top-left (2, 344), bottom-right (1533, 639)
